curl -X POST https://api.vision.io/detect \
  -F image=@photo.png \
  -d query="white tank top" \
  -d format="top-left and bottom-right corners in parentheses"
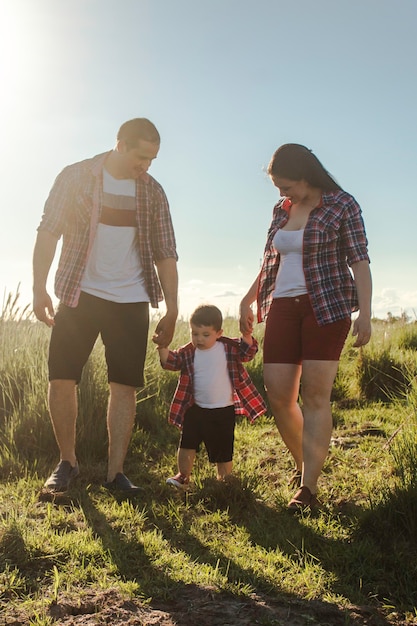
top-left (272, 229), bottom-right (308, 298)
top-left (194, 341), bottom-right (234, 408)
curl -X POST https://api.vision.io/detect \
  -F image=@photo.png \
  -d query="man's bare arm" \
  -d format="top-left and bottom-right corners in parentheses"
top-left (153, 257), bottom-right (179, 347)
top-left (32, 230), bottom-right (59, 326)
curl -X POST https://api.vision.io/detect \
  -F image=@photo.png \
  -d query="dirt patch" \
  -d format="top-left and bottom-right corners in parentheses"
top-left (2, 587), bottom-right (414, 626)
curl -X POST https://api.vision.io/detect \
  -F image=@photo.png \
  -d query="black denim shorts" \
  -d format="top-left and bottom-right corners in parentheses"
top-left (48, 292), bottom-right (149, 387)
top-left (179, 404), bottom-right (236, 463)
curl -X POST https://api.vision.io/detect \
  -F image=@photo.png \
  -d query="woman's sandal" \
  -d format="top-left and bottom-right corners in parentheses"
top-left (287, 485), bottom-right (319, 513)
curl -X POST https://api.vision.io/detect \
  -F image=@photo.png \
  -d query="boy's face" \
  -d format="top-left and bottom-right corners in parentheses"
top-left (190, 323), bottom-right (222, 350)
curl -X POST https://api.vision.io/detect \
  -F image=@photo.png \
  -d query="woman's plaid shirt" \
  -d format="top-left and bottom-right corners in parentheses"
top-left (37, 152), bottom-right (178, 308)
top-left (161, 336), bottom-right (267, 429)
top-left (257, 191), bottom-right (370, 326)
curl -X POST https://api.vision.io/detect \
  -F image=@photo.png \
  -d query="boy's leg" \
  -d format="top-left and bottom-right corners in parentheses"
top-left (203, 406), bottom-right (235, 480)
top-left (167, 405), bottom-right (201, 489)
top-left (177, 447), bottom-right (196, 480)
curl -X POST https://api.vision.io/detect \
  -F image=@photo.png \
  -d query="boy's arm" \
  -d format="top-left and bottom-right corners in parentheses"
top-left (238, 335), bottom-right (258, 362)
top-left (241, 332), bottom-right (253, 347)
top-left (157, 344), bottom-right (188, 371)
top-left (157, 346), bottom-right (169, 366)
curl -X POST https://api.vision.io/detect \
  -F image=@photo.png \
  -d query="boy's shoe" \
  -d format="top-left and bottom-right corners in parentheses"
top-left (43, 460), bottom-right (79, 493)
top-left (103, 473), bottom-right (142, 495)
top-left (166, 472), bottom-right (189, 491)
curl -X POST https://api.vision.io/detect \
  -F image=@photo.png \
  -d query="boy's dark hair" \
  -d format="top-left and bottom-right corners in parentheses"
top-left (117, 118), bottom-right (160, 149)
top-left (190, 305), bottom-right (223, 331)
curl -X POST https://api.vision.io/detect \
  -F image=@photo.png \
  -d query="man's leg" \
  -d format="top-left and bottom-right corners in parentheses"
top-left (44, 293), bottom-right (99, 492)
top-left (43, 379), bottom-right (80, 492)
top-left (101, 301), bottom-right (148, 487)
top-left (48, 379), bottom-right (78, 466)
top-left (106, 382), bottom-right (137, 483)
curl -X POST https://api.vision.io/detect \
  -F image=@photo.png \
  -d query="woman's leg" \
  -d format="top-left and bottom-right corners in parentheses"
top-left (300, 359), bottom-right (339, 494)
top-left (216, 461), bottom-right (233, 480)
top-left (264, 363), bottom-right (303, 470)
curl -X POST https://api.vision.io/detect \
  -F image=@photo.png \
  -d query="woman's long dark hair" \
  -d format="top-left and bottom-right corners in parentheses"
top-left (267, 144), bottom-right (343, 192)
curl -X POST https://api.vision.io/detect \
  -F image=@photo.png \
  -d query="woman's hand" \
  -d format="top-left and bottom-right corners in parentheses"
top-left (239, 301), bottom-right (254, 336)
top-left (239, 275), bottom-right (259, 335)
top-left (352, 313), bottom-right (372, 347)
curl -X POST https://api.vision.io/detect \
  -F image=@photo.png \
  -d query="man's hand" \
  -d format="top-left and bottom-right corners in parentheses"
top-left (33, 289), bottom-right (55, 327)
top-left (152, 311), bottom-right (177, 348)
top-left (32, 230), bottom-right (59, 327)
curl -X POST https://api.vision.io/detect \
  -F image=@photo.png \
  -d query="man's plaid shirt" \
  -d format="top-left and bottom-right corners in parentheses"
top-left (37, 152), bottom-right (178, 308)
top-left (161, 336), bottom-right (267, 429)
top-left (257, 191), bottom-right (370, 326)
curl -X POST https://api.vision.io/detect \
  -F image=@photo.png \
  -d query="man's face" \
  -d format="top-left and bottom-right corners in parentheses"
top-left (118, 138), bottom-right (160, 179)
top-left (190, 323), bottom-right (223, 350)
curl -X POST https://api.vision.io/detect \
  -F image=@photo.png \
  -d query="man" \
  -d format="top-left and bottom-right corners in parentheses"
top-left (33, 118), bottom-right (178, 495)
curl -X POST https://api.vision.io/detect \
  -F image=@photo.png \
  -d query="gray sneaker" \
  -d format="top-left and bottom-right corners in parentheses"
top-left (103, 472), bottom-right (142, 495)
top-left (44, 460), bottom-right (79, 493)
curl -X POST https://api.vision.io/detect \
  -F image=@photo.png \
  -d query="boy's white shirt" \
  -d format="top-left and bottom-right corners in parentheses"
top-left (193, 341), bottom-right (234, 408)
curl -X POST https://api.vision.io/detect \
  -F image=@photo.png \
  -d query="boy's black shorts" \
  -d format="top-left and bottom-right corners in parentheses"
top-left (179, 404), bottom-right (236, 463)
top-left (48, 291), bottom-right (149, 387)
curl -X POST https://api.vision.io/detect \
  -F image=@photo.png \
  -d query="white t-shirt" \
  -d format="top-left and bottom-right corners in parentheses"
top-left (194, 341), bottom-right (234, 408)
top-left (80, 169), bottom-right (149, 303)
top-left (272, 229), bottom-right (308, 298)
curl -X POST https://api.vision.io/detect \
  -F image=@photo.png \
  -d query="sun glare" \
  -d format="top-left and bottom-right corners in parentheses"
top-left (0, 3), bottom-right (48, 116)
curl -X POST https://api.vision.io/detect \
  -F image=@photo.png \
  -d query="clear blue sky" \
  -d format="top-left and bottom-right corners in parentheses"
top-left (1, 0), bottom-right (416, 320)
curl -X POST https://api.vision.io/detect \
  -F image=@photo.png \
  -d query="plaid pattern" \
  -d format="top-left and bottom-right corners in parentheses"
top-left (38, 152), bottom-right (178, 308)
top-left (162, 337), bottom-right (267, 429)
top-left (257, 191), bottom-right (370, 326)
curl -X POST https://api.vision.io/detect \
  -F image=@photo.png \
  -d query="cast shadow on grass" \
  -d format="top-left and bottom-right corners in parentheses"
top-left (30, 476), bottom-right (396, 626)
top-left (167, 477), bottom-right (410, 623)
top-left (0, 522), bottom-right (56, 599)
top-left (147, 480), bottom-right (393, 626)
top-left (75, 490), bottom-right (374, 626)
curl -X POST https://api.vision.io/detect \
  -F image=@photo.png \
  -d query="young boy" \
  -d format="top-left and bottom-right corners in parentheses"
top-left (156, 304), bottom-right (266, 489)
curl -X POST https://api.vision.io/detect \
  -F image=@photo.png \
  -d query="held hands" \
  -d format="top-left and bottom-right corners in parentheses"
top-left (152, 310), bottom-right (177, 348)
top-left (33, 290), bottom-right (55, 327)
top-left (352, 313), bottom-right (372, 347)
top-left (239, 301), bottom-right (254, 336)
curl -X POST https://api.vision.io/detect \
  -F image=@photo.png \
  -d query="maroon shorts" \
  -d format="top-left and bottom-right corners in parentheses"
top-left (263, 296), bottom-right (351, 364)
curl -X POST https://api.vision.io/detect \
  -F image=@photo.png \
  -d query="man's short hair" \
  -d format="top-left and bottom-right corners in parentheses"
top-left (190, 305), bottom-right (223, 331)
top-left (117, 118), bottom-right (160, 149)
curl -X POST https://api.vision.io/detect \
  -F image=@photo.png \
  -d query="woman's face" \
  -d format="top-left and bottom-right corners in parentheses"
top-left (271, 176), bottom-right (311, 204)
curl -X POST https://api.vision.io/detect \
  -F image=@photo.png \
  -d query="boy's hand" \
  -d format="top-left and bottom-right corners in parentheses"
top-left (241, 332), bottom-right (253, 346)
top-left (156, 344), bottom-right (169, 365)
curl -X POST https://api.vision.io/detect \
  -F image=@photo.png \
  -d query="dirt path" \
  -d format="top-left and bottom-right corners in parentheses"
top-left (4, 587), bottom-right (414, 626)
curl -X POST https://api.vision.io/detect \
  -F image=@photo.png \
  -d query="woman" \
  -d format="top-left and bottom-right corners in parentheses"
top-left (239, 144), bottom-right (372, 512)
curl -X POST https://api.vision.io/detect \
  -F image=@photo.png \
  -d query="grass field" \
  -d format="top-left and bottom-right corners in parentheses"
top-left (1, 296), bottom-right (417, 625)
